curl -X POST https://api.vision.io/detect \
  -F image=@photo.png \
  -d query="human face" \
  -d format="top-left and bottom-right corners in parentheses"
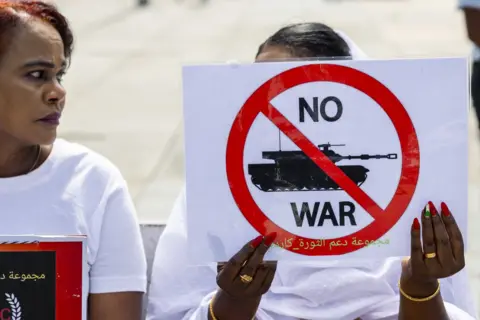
top-left (255, 45), bottom-right (295, 62)
top-left (0, 17), bottom-right (66, 146)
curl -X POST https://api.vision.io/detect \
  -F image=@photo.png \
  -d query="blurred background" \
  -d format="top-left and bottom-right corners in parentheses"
top-left (52, 0), bottom-right (480, 315)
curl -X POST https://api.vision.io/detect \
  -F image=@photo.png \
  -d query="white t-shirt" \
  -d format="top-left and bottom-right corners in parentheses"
top-left (0, 138), bottom-right (147, 307)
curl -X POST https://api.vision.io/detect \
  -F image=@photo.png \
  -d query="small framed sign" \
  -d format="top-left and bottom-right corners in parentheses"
top-left (0, 235), bottom-right (87, 320)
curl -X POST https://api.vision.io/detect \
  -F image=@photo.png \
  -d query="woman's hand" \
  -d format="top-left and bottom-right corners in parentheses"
top-left (211, 234), bottom-right (277, 320)
top-left (401, 201), bottom-right (465, 296)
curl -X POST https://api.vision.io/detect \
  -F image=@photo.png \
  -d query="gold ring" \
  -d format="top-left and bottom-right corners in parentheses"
top-left (425, 252), bottom-right (437, 259)
top-left (239, 274), bottom-right (253, 283)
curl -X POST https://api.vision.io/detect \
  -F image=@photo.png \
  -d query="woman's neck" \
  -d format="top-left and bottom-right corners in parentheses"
top-left (0, 137), bottom-right (40, 178)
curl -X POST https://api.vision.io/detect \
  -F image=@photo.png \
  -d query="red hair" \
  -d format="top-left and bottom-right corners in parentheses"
top-left (0, 0), bottom-right (73, 64)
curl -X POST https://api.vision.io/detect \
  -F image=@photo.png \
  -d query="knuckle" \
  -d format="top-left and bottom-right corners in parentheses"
top-left (411, 245), bottom-right (422, 253)
top-left (432, 220), bottom-right (443, 230)
top-left (438, 237), bottom-right (450, 246)
top-left (243, 241), bottom-right (254, 249)
top-left (455, 260), bottom-right (466, 271)
top-left (260, 285), bottom-right (271, 295)
top-left (257, 244), bottom-right (269, 254)
top-left (452, 264), bottom-right (463, 274)
top-left (216, 275), bottom-right (227, 289)
top-left (424, 241), bottom-right (436, 248)
top-left (453, 234), bottom-right (464, 243)
top-left (259, 279), bottom-right (273, 294)
top-left (228, 258), bottom-right (241, 268)
top-left (411, 240), bottom-right (422, 247)
top-left (444, 214), bottom-right (455, 222)
top-left (442, 218), bottom-right (454, 226)
top-left (241, 265), bottom-right (255, 275)
top-left (217, 263), bottom-right (226, 273)
top-left (433, 217), bottom-right (442, 225)
top-left (411, 230), bottom-right (420, 237)
top-left (411, 241), bottom-right (422, 251)
top-left (234, 258), bottom-right (244, 269)
top-left (442, 265), bottom-right (455, 275)
top-left (263, 261), bottom-right (277, 268)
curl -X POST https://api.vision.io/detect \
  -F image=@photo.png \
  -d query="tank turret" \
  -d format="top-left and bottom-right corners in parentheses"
top-left (247, 143), bottom-right (398, 192)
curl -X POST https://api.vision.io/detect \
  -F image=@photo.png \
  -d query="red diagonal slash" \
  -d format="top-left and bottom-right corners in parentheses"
top-left (260, 102), bottom-right (384, 220)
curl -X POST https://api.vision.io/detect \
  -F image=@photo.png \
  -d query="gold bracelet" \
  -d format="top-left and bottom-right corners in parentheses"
top-left (398, 280), bottom-right (441, 302)
top-left (209, 293), bottom-right (256, 320)
top-left (209, 294), bottom-right (218, 320)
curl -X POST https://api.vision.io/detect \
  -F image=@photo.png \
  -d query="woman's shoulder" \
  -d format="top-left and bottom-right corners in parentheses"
top-left (46, 138), bottom-right (130, 202)
top-left (51, 138), bottom-right (125, 183)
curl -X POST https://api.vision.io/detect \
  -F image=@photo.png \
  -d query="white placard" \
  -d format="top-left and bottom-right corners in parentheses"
top-left (182, 58), bottom-right (469, 263)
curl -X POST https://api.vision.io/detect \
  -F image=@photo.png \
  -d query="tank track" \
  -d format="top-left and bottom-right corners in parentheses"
top-left (251, 176), bottom-right (366, 192)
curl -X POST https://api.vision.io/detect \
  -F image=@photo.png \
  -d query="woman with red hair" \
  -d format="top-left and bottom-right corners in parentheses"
top-left (0, 1), bottom-right (147, 319)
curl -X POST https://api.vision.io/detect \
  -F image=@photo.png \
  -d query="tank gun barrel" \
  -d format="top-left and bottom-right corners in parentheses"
top-left (261, 151), bottom-right (305, 160)
top-left (318, 143), bottom-right (345, 148)
top-left (336, 153), bottom-right (398, 161)
top-left (261, 151), bottom-right (397, 161)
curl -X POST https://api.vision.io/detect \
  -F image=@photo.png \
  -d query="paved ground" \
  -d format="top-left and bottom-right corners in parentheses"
top-left (51, 0), bottom-right (480, 314)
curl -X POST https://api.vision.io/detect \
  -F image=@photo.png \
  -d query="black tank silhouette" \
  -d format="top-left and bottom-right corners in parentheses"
top-left (247, 143), bottom-right (398, 192)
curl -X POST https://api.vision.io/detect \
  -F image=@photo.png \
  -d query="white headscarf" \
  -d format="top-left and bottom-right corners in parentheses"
top-left (146, 32), bottom-right (477, 320)
top-left (334, 30), bottom-right (369, 60)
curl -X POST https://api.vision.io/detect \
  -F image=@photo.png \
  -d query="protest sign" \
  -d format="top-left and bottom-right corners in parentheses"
top-left (182, 58), bottom-right (468, 263)
top-left (0, 235), bottom-right (86, 320)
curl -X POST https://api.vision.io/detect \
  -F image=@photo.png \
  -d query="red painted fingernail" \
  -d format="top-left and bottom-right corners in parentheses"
top-left (264, 232), bottom-right (277, 246)
top-left (250, 235), bottom-right (263, 248)
top-left (441, 202), bottom-right (451, 217)
top-left (428, 201), bottom-right (438, 216)
top-left (412, 218), bottom-right (420, 230)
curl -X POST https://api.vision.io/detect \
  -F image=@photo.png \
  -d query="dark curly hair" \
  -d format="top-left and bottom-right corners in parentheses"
top-left (0, 0), bottom-right (74, 66)
top-left (257, 22), bottom-right (351, 59)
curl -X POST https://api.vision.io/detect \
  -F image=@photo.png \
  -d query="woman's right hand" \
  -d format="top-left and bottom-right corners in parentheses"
top-left (211, 233), bottom-right (277, 320)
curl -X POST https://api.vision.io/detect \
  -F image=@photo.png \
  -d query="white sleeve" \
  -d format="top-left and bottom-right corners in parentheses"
top-left (88, 175), bottom-right (147, 294)
top-left (441, 267), bottom-right (479, 319)
top-left (146, 187), bottom-right (217, 320)
top-left (369, 301), bottom-right (477, 320)
top-left (362, 263), bottom-right (477, 320)
top-left (443, 302), bottom-right (478, 320)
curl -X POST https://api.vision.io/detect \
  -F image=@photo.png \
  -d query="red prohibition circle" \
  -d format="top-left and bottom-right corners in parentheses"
top-left (225, 63), bottom-right (420, 255)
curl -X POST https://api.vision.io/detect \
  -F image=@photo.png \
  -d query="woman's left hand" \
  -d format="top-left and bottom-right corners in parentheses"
top-left (401, 201), bottom-right (465, 295)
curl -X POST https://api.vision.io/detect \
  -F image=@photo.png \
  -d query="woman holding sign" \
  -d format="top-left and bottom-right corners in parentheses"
top-left (0, 1), bottom-right (147, 319)
top-left (147, 23), bottom-right (476, 320)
